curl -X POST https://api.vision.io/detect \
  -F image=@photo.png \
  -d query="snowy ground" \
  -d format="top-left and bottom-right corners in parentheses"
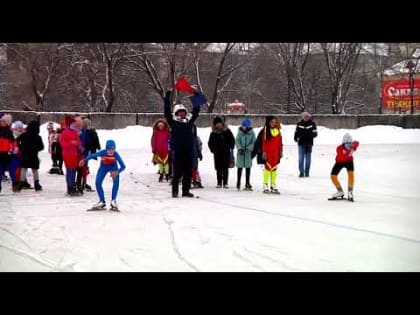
top-left (1, 124), bottom-right (420, 272)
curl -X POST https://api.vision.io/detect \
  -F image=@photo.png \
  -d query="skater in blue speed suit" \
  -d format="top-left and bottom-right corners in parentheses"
top-left (79, 139), bottom-right (125, 210)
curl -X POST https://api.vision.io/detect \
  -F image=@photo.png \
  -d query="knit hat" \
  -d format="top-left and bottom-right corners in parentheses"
top-left (301, 111), bottom-right (311, 118)
top-left (82, 118), bottom-right (91, 129)
top-left (0, 114), bottom-right (12, 126)
top-left (213, 116), bottom-right (224, 126)
top-left (241, 118), bottom-right (251, 127)
top-left (342, 133), bottom-right (352, 144)
top-left (12, 121), bottom-right (24, 129)
top-left (106, 139), bottom-right (116, 150)
top-left (173, 104), bottom-right (188, 116)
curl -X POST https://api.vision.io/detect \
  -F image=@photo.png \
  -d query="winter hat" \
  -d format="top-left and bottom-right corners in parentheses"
top-left (82, 118), bottom-right (92, 129)
top-left (213, 116), bottom-right (224, 126)
top-left (342, 133), bottom-right (353, 144)
top-left (106, 139), bottom-right (116, 150)
top-left (301, 111), bottom-right (311, 118)
top-left (47, 121), bottom-right (54, 129)
top-left (241, 118), bottom-right (251, 127)
top-left (173, 104), bottom-right (188, 116)
top-left (0, 114), bottom-right (12, 126)
top-left (12, 121), bottom-right (24, 129)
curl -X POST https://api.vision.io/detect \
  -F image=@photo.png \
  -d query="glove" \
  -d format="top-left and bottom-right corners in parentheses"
top-left (262, 152), bottom-right (267, 161)
top-left (280, 152), bottom-right (283, 159)
top-left (238, 149), bottom-right (245, 155)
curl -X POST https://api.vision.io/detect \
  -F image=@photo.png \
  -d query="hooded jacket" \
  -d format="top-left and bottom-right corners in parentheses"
top-left (17, 120), bottom-right (44, 169)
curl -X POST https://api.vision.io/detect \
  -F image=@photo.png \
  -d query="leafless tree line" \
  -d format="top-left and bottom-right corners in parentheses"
top-left (1, 43), bottom-right (417, 114)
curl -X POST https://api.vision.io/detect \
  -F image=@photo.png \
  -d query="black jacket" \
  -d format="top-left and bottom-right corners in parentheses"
top-left (208, 127), bottom-right (235, 170)
top-left (164, 90), bottom-right (200, 151)
top-left (18, 120), bottom-right (44, 169)
top-left (294, 119), bottom-right (317, 146)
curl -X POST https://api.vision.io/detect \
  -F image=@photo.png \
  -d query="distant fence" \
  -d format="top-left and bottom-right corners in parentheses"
top-left (2, 111), bottom-right (420, 129)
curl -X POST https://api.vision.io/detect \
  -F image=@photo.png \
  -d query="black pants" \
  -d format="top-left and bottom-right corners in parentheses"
top-left (331, 161), bottom-right (354, 175)
top-left (172, 148), bottom-right (193, 195)
top-left (216, 168), bottom-right (229, 186)
top-left (237, 167), bottom-right (251, 185)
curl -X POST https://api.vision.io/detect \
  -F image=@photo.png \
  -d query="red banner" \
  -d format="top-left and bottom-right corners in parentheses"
top-left (382, 79), bottom-right (420, 112)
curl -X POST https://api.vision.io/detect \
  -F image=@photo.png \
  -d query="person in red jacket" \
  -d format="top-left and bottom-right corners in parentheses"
top-left (330, 133), bottom-right (359, 201)
top-left (59, 115), bottom-right (83, 196)
top-left (0, 114), bottom-right (13, 193)
top-left (151, 119), bottom-right (170, 182)
top-left (254, 116), bottom-right (283, 194)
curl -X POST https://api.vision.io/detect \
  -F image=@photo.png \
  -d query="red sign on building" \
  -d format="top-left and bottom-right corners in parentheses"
top-left (382, 79), bottom-right (420, 112)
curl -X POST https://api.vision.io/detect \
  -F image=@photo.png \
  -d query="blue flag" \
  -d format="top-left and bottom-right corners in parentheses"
top-left (190, 93), bottom-right (207, 107)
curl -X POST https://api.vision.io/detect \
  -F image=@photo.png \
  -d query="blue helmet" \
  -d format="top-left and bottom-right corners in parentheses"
top-left (106, 140), bottom-right (116, 150)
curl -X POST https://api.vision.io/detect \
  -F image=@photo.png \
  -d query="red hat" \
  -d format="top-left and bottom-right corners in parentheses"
top-left (174, 77), bottom-right (195, 94)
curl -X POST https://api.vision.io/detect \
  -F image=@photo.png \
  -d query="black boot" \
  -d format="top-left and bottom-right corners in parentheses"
top-left (165, 174), bottom-right (169, 182)
top-left (22, 181), bottom-right (32, 189)
top-left (158, 173), bottom-right (164, 182)
top-left (34, 180), bottom-right (42, 191)
top-left (182, 191), bottom-right (194, 198)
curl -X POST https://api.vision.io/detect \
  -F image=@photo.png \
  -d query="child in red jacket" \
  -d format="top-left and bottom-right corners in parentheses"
top-left (151, 119), bottom-right (170, 182)
top-left (330, 133), bottom-right (359, 201)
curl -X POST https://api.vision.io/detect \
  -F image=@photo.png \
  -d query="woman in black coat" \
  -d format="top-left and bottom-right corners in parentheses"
top-left (208, 116), bottom-right (235, 188)
top-left (17, 120), bottom-right (44, 191)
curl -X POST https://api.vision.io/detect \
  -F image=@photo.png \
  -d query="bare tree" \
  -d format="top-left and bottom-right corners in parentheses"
top-left (321, 43), bottom-right (362, 114)
top-left (193, 43), bottom-right (252, 113)
top-left (5, 43), bottom-right (66, 111)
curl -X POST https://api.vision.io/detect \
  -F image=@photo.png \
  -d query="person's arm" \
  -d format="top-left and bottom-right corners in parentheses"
top-left (208, 133), bottom-right (215, 153)
top-left (312, 122), bottom-right (318, 138)
top-left (228, 129), bottom-right (235, 149)
top-left (164, 90), bottom-right (174, 126)
top-left (189, 101), bottom-right (200, 125)
top-left (84, 149), bottom-right (106, 163)
top-left (294, 124), bottom-right (299, 142)
top-left (114, 152), bottom-right (126, 173)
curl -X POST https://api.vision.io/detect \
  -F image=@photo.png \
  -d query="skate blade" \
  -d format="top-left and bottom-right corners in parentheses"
top-left (110, 207), bottom-right (120, 212)
top-left (87, 207), bottom-right (107, 211)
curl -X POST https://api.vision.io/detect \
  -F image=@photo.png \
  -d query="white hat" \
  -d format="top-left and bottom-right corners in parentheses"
top-left (301, 111), bottom-right (311, 118)
top-left (342, 133), bottom-right (353, 144)
top-left (12, 121), bottom-right (24, 129)
top-left (173, 104), bottom-right (188, 115)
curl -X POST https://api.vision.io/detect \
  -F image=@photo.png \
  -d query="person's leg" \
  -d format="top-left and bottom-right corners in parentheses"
top-left (271, 170), bottom-right (277, 187)
top-left (216, 168), bottom-right (222, 186)
top-left (330, 163), bottom-right (345, 197)
top-left (9, 157), bottom-right (18, 184)
top-left (263, 169), bottom-right (270, 190)
top-left (111, 172), bottom-right (120, 201)
top-left (304, 145), bottom-right (312, 176)
top-left (172, 151), bottom-right (181, 196)
top-left (33, 169), bottom-right (42, 191)
top-left (95, 167), bottom-right (108, 202)
top-left (20, 168), bottom-right (27, 182)
top-left (76, 167), bottom-right (82, 188)
top-left (245, 167), bottom-right (251, 187)
top-left (237, 167), bottom-right (243, 189)
top-left (298, 145), bottom-right (304, 176)
top-left (182, 152), bottom-right (193, 195)
top-left (223, 168), bottom-right (229, 186)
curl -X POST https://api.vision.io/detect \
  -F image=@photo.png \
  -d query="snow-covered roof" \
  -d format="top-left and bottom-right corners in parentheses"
top-left (383, 58), bottom-right (420, 76)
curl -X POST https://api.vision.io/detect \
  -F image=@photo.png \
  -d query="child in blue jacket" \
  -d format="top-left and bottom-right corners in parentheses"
top-left (79, 139), bottom-right (126, 211)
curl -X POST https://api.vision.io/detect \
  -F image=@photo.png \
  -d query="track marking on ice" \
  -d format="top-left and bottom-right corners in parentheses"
top-left (232, 250), bottom-right (265, 271)
top-left (0, 226), bottom-right (32, 250)
top-left (199, 197), bottom-right (420, 245)
top-left (0, 243), bottom-right (56, 270)
top-left (242, 247), bottom-right (299, 271)
top-left (163, 217), bottom-right (200, 272)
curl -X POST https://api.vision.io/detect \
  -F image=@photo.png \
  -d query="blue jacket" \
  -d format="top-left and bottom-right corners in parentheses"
top-left (84, 150), bottom-right (126, 173)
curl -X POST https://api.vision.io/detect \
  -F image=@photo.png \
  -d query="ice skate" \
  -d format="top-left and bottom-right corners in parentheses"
top-left (328, 190), bottom-right (345, 200)
top-left (270, 185), bottom-right (280, 194)
top-left (87, 201), bottom-right (106, 211)
top-left (110, 200), bottom-right (120, 211)
top-left (263, 184), bottom-right (270, 194)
